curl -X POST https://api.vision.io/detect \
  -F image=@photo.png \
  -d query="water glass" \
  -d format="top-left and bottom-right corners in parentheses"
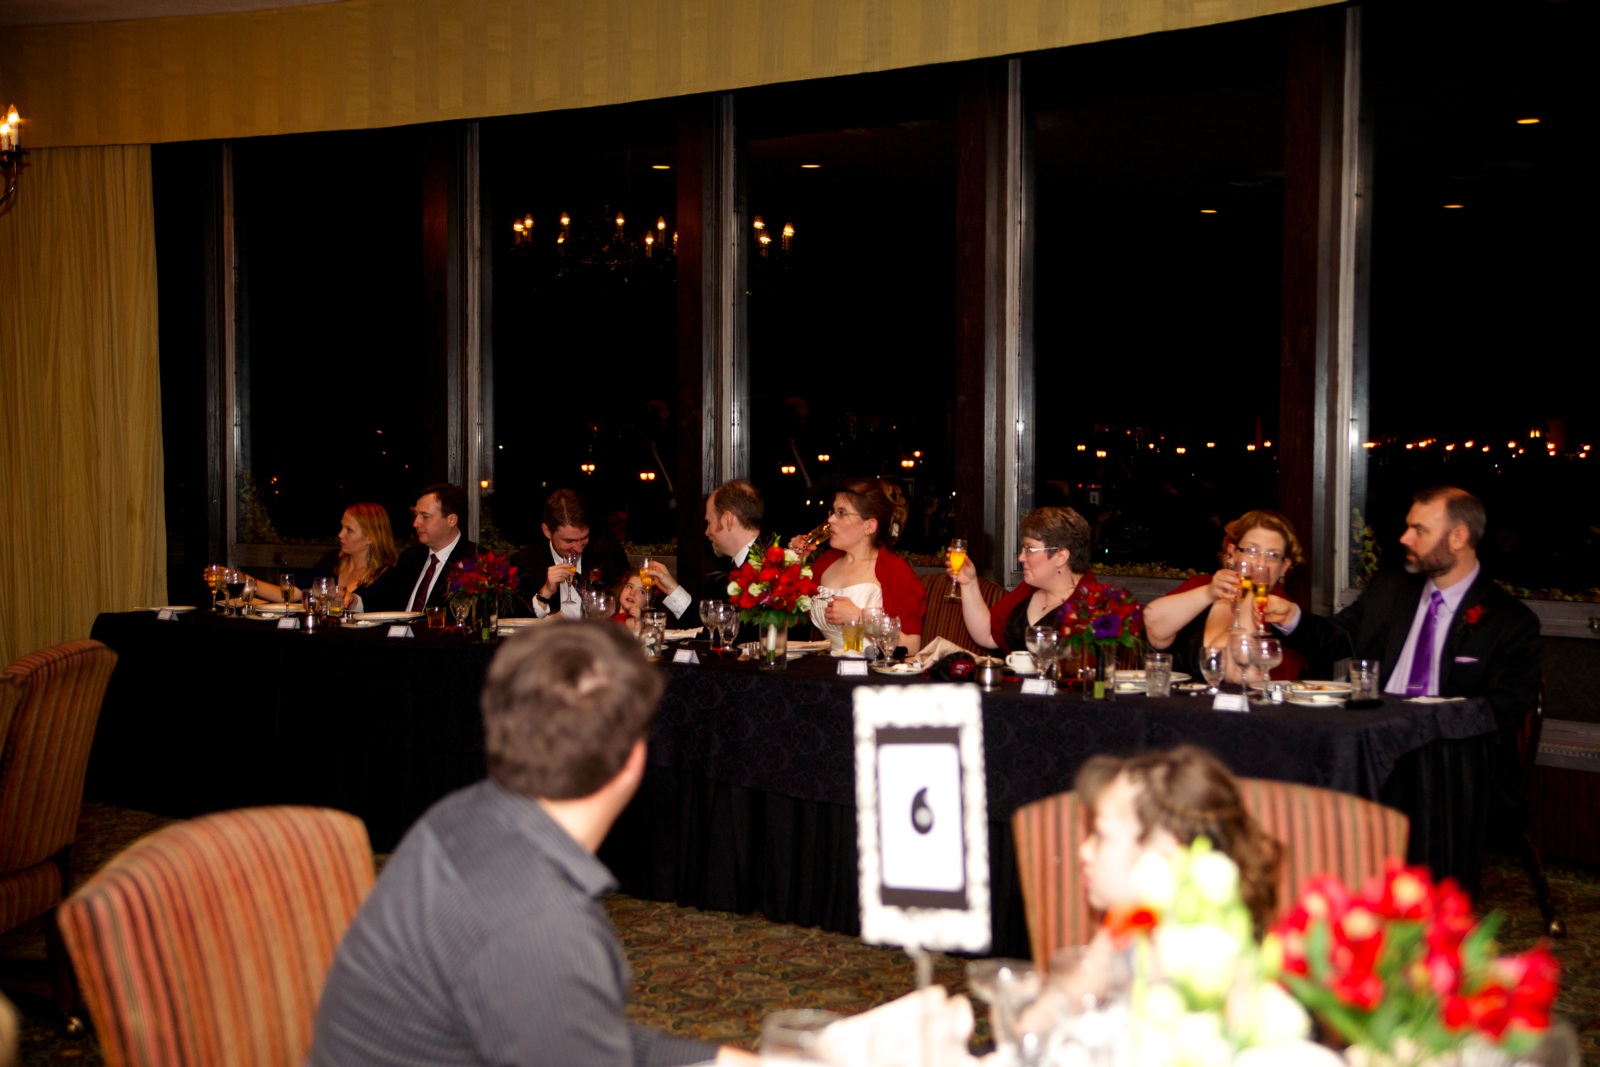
top-left (425, 606), bottom-right (446, 628)
top-left (966, 958), bottom-right (1045, 1066)
top-left (840, 618), bottom-right (866, 653)
top-left (1350, 658), bottom-right (1382, 700)
top-left (313, 577), bottom-right (337, 619)
top-left (1200, 646), bottom-right (1225, 695)
top-left (1143, 651), bottom-right (1173, 697)
top-left (760, 1008), bottom-right (839, 1062)
top-left (878, 615), bottom-right (901, 658)
top-left (1026, 624), bottom-right (1060, 678)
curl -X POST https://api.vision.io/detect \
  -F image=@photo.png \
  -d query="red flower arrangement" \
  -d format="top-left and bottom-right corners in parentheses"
top-left (725, 538), bottom-right (820, 629)
top-left (1057, 580), bottom-right (1145, 658)
top-left (1463, 604), bottom-right (1486, 627)
top-left (447, 551), bottom-right (522, 614)
top-left (1269, 859), bottom-right (1560, 1060)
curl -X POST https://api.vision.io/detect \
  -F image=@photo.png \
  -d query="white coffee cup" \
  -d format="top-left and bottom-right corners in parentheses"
top-left (1005, 651), bottom-right (1036, 673)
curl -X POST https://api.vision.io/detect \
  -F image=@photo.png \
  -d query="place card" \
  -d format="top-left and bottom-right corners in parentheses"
top-left (1019, 678), bottom-right (1054, 696)
top-left (672, 649), bottom-right (700, 665)
top-left (1212, 693), bottom-right (1250, 713)
top-left (275, 616), bottom-right (299, 630)
top-left (386, 624), bottom-right (415, 638)
top-left (853, 684), bottom-right (990, 954)
top-left (156, 609), bottom-right (178, 622)
top-left (837, 660), bottom-right (870, 676)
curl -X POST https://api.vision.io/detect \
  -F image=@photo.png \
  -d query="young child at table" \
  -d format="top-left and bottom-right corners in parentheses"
top-left (1076, 745), bottom-right (1282, 938)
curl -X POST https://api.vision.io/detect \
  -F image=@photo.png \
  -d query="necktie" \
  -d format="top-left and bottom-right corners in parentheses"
top-left (1405, 590), bottom-right (1444, 696)
top-left (411, 554), bottom-right (438, 612)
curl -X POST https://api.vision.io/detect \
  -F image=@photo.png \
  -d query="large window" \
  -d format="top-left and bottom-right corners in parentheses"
top-left (231, 127), bottom-right (426, 548)
top-left (1027, 19), bottom-right (1289, 575)
top-left (1357, 0), bottom-right (1594, 596)
top-left (739, 70), bottom-right (959, 553)
top-left (481, 103), bottom-right (679, 551)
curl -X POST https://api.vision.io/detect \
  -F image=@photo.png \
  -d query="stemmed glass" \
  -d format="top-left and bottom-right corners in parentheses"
top-left (1200, 646), bottom-right (1225, 696)
top-left (878, 615), bottom-right (902, 659)
top-left (699, 600), bottom-right (736, 651)
top-left (223, 569), bottom-right (245, 616)
top-left (639, 557), bottom-right (655, 608)
top-left (588, 589), bottom-right (617, 621)
top-left (240, 574), bottom-right (258, 616)
top-left (1252, 636), bottom-right (1283, 701)
top-left (714, 607), bottom-right (738, 652)
top-left (1026, 624), bottom-right (1061, 682)
top-left (449, 593), bottom-right (473, 633)
top-left (279, 572), bottom-right (298, 607)
top-left (860, 607), bottom-right (886, 658)
top-left (204, 564), bottom-right (228, 611)
top-left (946, 538), bottom-right (968, 599)
top-left (1229, 628), bottom-right (1259, 693)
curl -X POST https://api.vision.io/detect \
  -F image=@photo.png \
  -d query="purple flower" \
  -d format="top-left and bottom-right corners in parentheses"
top-left (1091, 614), bottom-right (1123, 641)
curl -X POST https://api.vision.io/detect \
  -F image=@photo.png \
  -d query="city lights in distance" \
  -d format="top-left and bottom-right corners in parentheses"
top-left (900, 459), bottom-right (916, 469)
top-left (913, 450), bottom-right (923, 458)
top-left (480, 479), bottom-right (490, 490)
top-left (1077, 444), bottom-right (1087, 451)
top-left (1263, 440), bottom-right (1272, 448)
top-left (1363, 442), bottom-right (1377, 449)
top-left (1246, 444), bottom-right (1257, 452)
top-left (1095, 450), bottom-right (1108, 458)
top-left (1175, 447), bottom-right (1187, 455)
top-left (1206, 442), bottom-right (1215, 449)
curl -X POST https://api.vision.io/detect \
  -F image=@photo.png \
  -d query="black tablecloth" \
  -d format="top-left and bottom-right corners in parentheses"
top-left (87, 612), bottom-right (1499, 955)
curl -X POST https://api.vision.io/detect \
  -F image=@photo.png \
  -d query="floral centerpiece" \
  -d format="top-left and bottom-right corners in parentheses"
top-left (1109, 838), bottom-right (1316, 1067)
top-left (1268, 860), bottom-right (1561, 1065)
top-left (447, 551), bottom-right (521, 638)
top-left (1058, 582), bottom-right (1144, 698)
top-left (725, 537), bottom-right (819, 668)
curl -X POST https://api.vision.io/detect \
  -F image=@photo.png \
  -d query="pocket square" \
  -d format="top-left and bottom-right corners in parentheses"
top-left (1453, 655), bottom-right (1479, 664)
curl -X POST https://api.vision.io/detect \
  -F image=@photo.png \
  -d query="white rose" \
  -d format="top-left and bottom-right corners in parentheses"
top-left (1188, 850), bottom-right (1240, 908)
top-left (1131, 1020), bottom-right (1179, 1067)
top-left (784, 549), bottom-right (800, 565)
top-left (727, 581), bottom-right (741, 597)
top-left (1174, 1012), bottom-right (1231, 1067)
top-left (1154, 925), bottom-right (1243, 1005)
top-left (796, 596), bottom-right (812, 614)
top-left (1231, 981), bottom-right (1310, 1047)
top-left (1130, 850), bottom-right (1178, 912)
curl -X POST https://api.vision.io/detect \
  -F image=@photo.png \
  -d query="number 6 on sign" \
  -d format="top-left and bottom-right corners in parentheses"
top-left (853, 684), bottom-right (990, 954)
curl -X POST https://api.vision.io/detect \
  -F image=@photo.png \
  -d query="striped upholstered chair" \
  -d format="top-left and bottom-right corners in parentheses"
top-left (0, 638), bottom-right (119, 1020)
top-left (57, 807), bottom-right (375, 1067)
top-left (1012, 777), bottom-right (1409, 965)
top-left (919, 571), bottom-right (1005, 654)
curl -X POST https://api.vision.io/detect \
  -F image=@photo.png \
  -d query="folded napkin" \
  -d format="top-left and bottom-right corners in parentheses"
top-left (907, 637), bottom-right (970, 668)
top-left (787, 639), bottom-right (833, 653)
top-left (665, 627), bottom-right (703, 641)
top-left (816, 987), bottom-right (977, 1067)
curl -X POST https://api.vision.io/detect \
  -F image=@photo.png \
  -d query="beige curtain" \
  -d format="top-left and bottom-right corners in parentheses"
top-left (0, 145), bottom-right (165, 667)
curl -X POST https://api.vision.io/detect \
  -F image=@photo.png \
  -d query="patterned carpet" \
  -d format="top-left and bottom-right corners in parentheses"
top-left (3, 803), bottom-right (1596, 1064)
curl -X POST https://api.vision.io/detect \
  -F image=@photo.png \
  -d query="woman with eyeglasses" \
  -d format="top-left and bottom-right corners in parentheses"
top-left (795, 477), bottom-right (926, 654)
top-left (1142, 509), bottom-right (1306, 683)
top-left (949, 506), bottom-right (1101, 653)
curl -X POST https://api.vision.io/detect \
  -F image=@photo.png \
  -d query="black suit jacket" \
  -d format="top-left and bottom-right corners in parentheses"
top-left (507, 538), bottom-right (633, 616)
top-left (668, 533), bottom-right (775, 644)
top-left (394, 536), bottom-right (480, 612)
top-left (1282, 567), bottom-right (1540, 734)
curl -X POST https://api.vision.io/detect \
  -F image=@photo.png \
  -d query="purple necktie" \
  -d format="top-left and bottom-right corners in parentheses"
top-left (411, 554), bottom-right (438, 612)
top-left (1405, 590), bottom-right (1444, 697)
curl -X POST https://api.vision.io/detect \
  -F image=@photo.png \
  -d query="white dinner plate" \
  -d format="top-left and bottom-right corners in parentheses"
top-left (1112, 670), bottom-right (1192, 692)
top-left (351, 611), bottom-right (424, 623)
top-left (871, 662), bottom-right (923, 675)
top-left (342, 619), bottom-right (383, 628)
top-left (251, 602), bottom-right (304, 614)
top-left (1292, 680), bottom-right (1356, 694)
top-left (1286, 690), bottom-right (1346, 707)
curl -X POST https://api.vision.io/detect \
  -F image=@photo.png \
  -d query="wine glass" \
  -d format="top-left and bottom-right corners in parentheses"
top-left (223, 569), bottom-right (245, 616)
top-left (204, 564), bottom-right (228, 611)
top-left (1026, 624), bottom-right (1060, 679)
top-left (1200, 646), bottom-right (1225, 696)
top-left (240, 575), bottom-right (258, 616)
top-left (716, 606), bottom-right (739, 651)
top-left (878, 615), bottom-right (902, 659)
top-left (449, 593), bottom-right (473, 632)
top-left (279, 572), bottom-right (298, 606)
top-left (1229, 628), bottom-right (1258, 692)
top-left (1252, 636), bottom-right (1283, 701)
top-left (860, 607), bottom-right (886, 657)
top-left (703, 600), bottom-right (736, 651)
top-left (946, 538), bottom-right (968, 599)
top-left (589, 589), bottom-right (617, 620)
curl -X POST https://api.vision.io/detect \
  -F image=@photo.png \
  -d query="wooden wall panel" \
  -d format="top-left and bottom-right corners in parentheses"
top-left (6, 0), bottom-right (1336, 148)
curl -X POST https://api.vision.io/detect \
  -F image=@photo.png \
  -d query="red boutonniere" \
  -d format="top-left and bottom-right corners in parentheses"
top-left (1463, 604), bottom-right (1486, 627)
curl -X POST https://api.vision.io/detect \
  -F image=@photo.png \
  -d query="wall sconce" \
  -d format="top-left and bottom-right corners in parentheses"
top-left (511, 213), bottom-right (534, 248)
top-left (639, 471), bottom-right (657, 481)
top-left (580, 463), bottom-right (596, 474)
top-left (1, 105), bottom-right (25, 213)
top-left (899, 459), bottom-right (915, 469)
top-left (780, 465), bottom-right (796, 475)
top-left (781, 222), bottom-right (795, 252)
top-left (816, 454), bottom-right (830, 463)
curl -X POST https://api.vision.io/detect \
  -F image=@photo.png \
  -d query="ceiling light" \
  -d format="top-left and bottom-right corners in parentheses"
top-left (1443, 204), bottom-right (1465, 210)
top-left (800, 164), bottom-right (821, 169)
top-left (1515, 118), bottom-right (1540, 125)
top-left (652, 164), bottom-right (671, 170)
top-left (1200, 209), bottom-right (1218, 215)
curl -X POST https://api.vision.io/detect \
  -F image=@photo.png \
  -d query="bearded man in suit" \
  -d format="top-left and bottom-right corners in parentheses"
top-left (648, 479), bottom-right (767, 642)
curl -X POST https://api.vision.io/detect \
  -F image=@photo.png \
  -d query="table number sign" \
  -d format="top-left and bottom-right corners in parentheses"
top-left (1019, 678), bottom-right (1054, 696)
top-left (837, 660), bottom-right (870, 677)
top-left (156, 609), bottom-right (179, 622)
top-left (275, 616), bottom-right (299, 630)
top-left (852, 684), bottom-right (990, 954)
top-left (1212, 693), bottom-right (1250, 713)
top-left (672, 648), bottom-right (700, 665)
top-left (386, 624), bottom-right (415, 638)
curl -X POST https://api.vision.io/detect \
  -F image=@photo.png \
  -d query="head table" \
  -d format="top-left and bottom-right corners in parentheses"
top-left (86, 610), bottom-right (1497, 957)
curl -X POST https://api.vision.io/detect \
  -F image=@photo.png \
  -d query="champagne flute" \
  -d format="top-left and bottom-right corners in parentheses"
top-left (946, 538), bottom-right (968, 600)
top-left (796, 520), bottom-right (831, 556)
top-left (241, 575), bottom-right (257, 616)
top-left (639, 557), bottom-right (655, 607)
top-left (1200, 646), bottom-right (1225, 696)
top-left (279, 572), bottom-right (298, 606)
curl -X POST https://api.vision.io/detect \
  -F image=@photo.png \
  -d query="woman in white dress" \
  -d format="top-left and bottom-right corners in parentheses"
top-left (795, 477), bottom-right (925, 655)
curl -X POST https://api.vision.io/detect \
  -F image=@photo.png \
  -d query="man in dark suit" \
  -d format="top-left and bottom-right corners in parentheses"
top-left (649, 479), bottom-right (767, 643)
top-left (511, 489), bottom-right (632, 620)
top-left (1265, 486), bottom-right (1539, 729)
top-left (396, 483), bottom-right (479, 612)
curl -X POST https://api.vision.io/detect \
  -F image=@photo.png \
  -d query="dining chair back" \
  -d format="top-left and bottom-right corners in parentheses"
top-left (56, 806), bottom-right (375, 1067)
top-left (0, 639), bottom-right (119, 1018)
top-left (1512, 681), bottom-right (1562, 936)
top-left (1012, 776), bottom-right (1409, 965)
top-left (918, 572), bottom-right (1005, 654)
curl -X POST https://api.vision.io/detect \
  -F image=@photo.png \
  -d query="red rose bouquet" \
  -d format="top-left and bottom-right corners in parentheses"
top-left (1268, 859), bottom-right (1560, 1062)
top-left (447, 551), bottom-right (522, 625)
top-left (725, 538), bottom-right (819, 629)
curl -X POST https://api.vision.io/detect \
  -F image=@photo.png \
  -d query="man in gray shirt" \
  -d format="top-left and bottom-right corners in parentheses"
top-left (309, 623), bottom-right (755, 1066)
